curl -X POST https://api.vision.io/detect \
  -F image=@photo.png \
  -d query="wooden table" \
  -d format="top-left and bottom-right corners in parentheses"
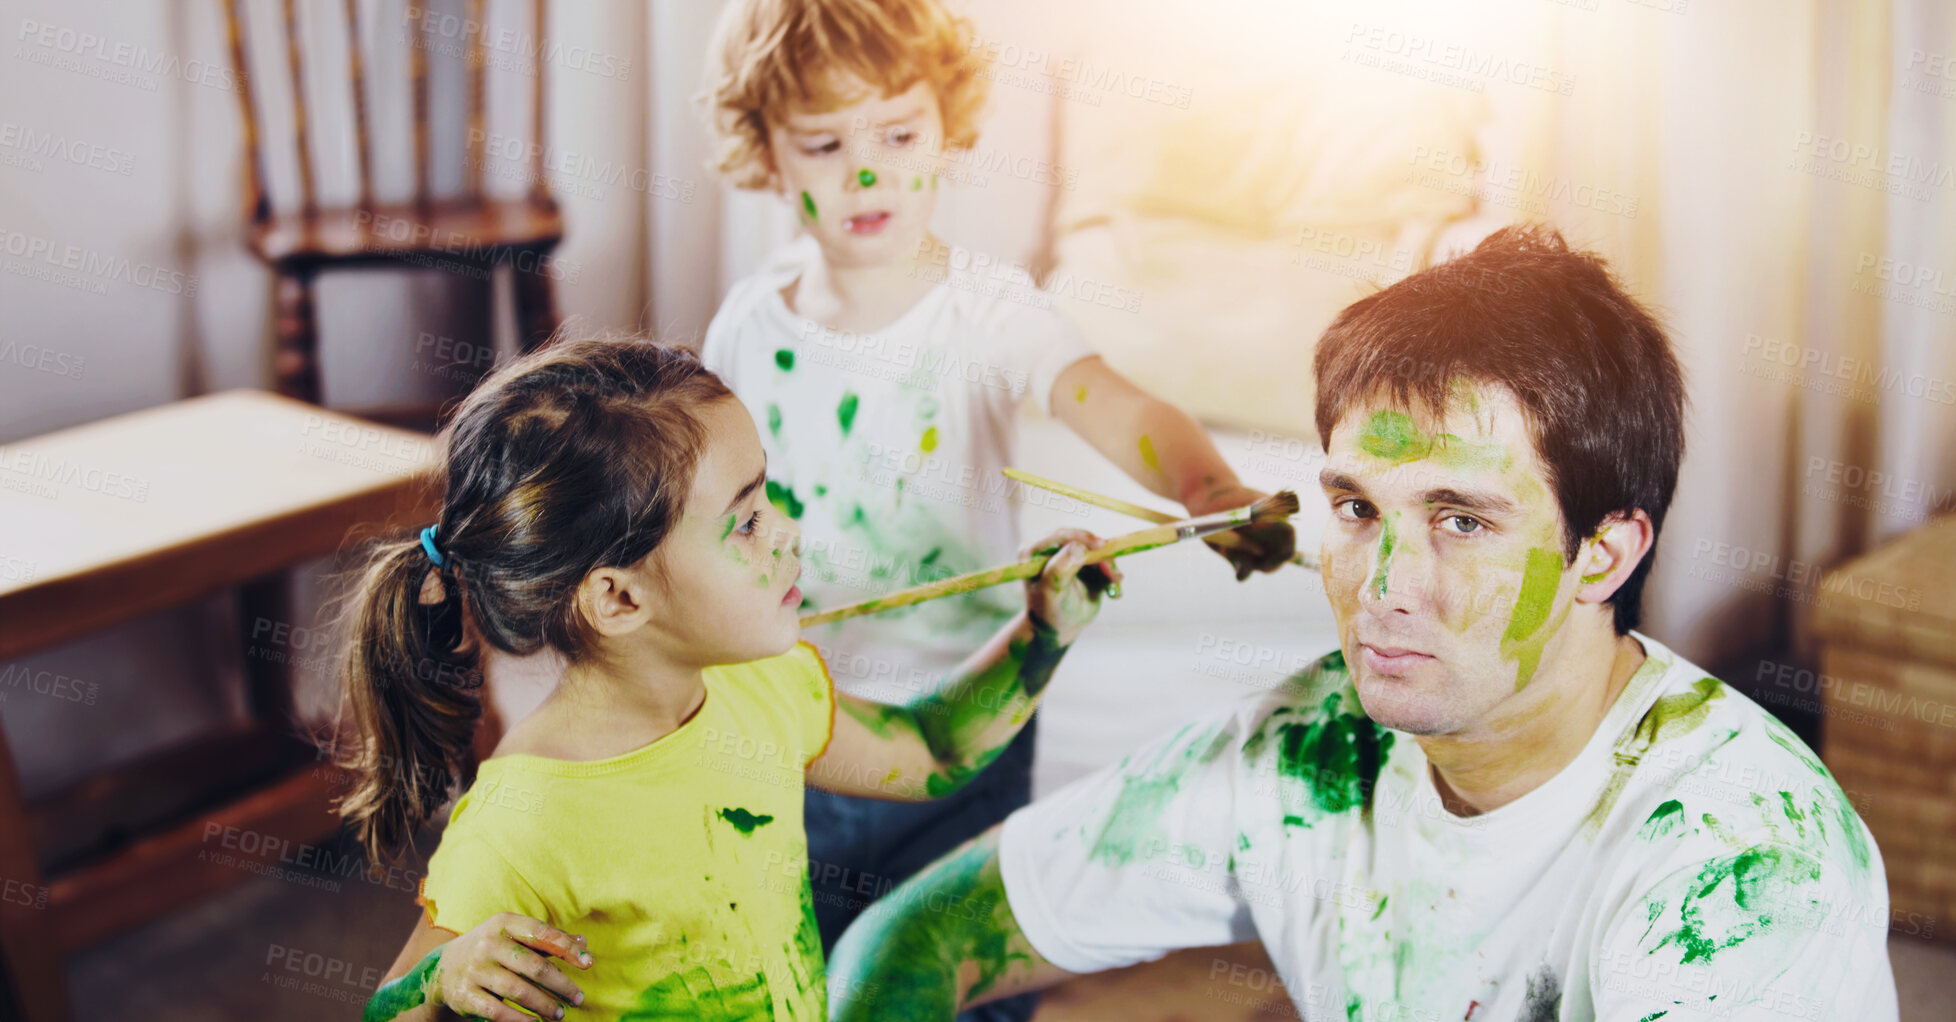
top-left (0, 390), bottom-right (440, 1020)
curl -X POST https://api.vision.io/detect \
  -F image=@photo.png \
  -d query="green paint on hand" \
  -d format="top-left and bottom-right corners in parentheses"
top-left (363, 945), bottom-right (440, 1021)
top-left (1138, 434), bottom-right (1162, 473)
top-left (801, 190), bottom-right (818, 221)
top-left (1500, 546), bottom-right (1565, 690)
top-left (1639, 799), bottom-right (1685, 841)
top-left (837, 391), bottom-right (859, 436)
top-left (767, 402), bottom-right (783, 438)
top-left (857, 167), bottom-right (877, 188)
top-left (921, 425), bottom-right (940, 452)
top-left (766, 479), bottom-right (805, 519)
top-left (716, 807), bottom-right (775, 834)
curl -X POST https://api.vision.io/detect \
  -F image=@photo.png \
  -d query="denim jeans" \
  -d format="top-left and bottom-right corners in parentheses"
top-left (808, 715), bottom-right (1041, 1022)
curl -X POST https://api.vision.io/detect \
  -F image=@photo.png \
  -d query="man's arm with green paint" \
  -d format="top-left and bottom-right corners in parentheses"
top-left (364, 910), bottom-right (591, 1022)
top-left (809, 528), bottom-right (1117, 801)
top-left (827, 827), bottom-right (1074, 1020)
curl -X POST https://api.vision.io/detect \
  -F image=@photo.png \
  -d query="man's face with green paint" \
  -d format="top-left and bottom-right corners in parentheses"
top-left (1318, 385), bottom-right (1578, 736)
top-left (766, 75), bottom-right (944, 269)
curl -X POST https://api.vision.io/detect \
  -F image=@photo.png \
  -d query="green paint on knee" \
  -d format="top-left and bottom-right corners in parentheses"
top-left (363, 946), bottom-right (440, 1021)
top-left (716, 807), bottom-right (775, 834)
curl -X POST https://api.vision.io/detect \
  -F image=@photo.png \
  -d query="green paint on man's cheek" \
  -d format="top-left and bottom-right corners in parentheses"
top-left (800, 190), bottom-right (818, 221)
top-left (1500, 546), bottom-right (1565, 690)
top-left (837, 391), bottom-right (859, 436)
top-left (363, 946), bottom-right (440, 1021)
top-left (775, 348), bottom-right (796, 371)
top-left (716, 807), bottom-right (775, 834)
top-left (1137, 433), bottom-right (1162, 473)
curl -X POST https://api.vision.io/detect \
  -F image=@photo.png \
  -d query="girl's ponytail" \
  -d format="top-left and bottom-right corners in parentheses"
top-left (334, 533), bottom-right (485, 864)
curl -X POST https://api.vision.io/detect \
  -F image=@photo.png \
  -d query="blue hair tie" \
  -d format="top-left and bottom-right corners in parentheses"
top-left (419, 524), bottom-right (447, 568)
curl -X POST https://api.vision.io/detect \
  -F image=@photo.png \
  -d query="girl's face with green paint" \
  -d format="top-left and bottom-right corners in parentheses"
top-left (766, 76), bottom-right (942, 269)
top-left (1318, 386), bottom-right (1584, 736)
top-left (627, 398), bottom-right (805, 665)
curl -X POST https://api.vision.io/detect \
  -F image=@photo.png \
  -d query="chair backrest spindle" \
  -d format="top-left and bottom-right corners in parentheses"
top-left (343, 0), bottom-right (373, 209)
top-left (280, 0), bottom-right (317, 216)
top-left (221, 0), bottom-right (270, 223)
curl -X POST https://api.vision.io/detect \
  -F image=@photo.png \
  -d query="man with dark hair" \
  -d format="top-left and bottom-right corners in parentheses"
top-left (828, 227), bottom-right (1897, 1021)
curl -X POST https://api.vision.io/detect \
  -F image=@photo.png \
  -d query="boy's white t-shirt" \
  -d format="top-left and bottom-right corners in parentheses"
top-left (1001, 633), bottom-right (1899, 1022)
top-left (702, 236), bottom-right (1097, 703)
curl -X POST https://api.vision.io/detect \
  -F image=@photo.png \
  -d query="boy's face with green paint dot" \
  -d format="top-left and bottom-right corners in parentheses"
top-left (637, 398), bottom-right (805, 665)
top-left (765, 75), bottom-right (943, 269)
top-left (1318, 384), bottom-right (1583, 735)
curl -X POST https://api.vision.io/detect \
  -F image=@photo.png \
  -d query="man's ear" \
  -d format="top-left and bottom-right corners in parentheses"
top-left (1573, 509), bottom-right (1654, 606)
top-left (575, 562), bottom-right (660, 639)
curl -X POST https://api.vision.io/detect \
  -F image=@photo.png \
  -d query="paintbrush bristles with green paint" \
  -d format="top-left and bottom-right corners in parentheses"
top-left (797, 491), bottom-right (1302, 628)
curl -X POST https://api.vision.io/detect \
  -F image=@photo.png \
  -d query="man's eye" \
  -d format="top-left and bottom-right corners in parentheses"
top-left (1444, 515), bottom-right (1482, 534)
top-left (1335, 498), bottom-right (1377, 521)
top-left (739, 508), bottom-right (765, 535)
top-left (887, 127), bottom-right (915, 146)
top-left (803, 139), bottom-right (840, 155)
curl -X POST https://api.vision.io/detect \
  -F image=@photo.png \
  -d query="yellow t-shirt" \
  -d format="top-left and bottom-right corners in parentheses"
top-left (418, 641), bottom-right (837, 1020)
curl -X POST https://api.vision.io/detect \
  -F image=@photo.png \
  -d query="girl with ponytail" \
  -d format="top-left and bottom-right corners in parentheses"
top-left (341, 337), bottom-right (1119, 1021)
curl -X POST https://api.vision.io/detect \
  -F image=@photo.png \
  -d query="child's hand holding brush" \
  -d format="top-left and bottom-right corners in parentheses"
top-left (1024, 528), bottom-right (1125, 648)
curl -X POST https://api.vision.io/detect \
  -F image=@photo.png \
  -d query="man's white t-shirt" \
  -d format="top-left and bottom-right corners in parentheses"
top-left (702, 237), bottom-right (1097, 703)
top-left (1001, 632), bottom-right (1898, 1021)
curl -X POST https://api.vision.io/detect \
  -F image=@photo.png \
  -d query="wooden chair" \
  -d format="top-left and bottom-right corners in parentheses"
top-left (222, 0), bottom-right (564, 428)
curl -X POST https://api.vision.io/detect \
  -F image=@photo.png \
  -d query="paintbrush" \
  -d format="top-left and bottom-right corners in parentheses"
top-left (1002, 467), bottom-right (1320, 571)
top-left (797, 490), bottom-right (1302, 627)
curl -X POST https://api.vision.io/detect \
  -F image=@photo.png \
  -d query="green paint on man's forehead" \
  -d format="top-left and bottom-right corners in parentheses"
top-left (1354, 408), bottom-right (1511, 475)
